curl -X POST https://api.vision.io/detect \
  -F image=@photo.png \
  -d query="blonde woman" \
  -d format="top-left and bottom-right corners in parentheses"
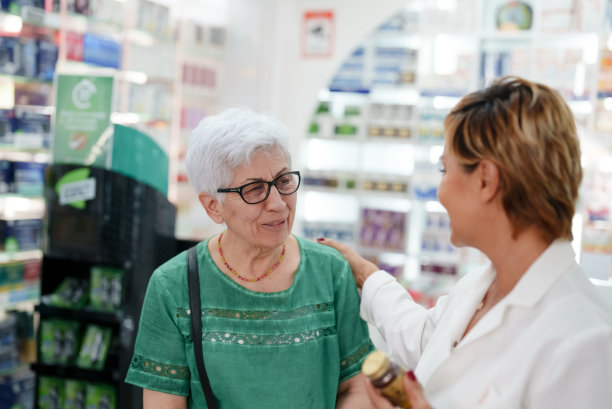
top-left (320, 77), bottom-right (612, 408)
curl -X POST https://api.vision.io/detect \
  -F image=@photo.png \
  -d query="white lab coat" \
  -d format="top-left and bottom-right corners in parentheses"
top-left (361, 240), bottom-right (612, 408)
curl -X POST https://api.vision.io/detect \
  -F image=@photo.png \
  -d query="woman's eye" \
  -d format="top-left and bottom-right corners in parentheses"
top-left (437, 161), bottom-right (446, 174)
top-left (244, 183), bottom-right (265, 194)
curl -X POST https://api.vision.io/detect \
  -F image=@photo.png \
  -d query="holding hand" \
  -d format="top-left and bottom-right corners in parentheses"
top-left (317, 237), bottom-right (379, 288)
top-left (363, 371), bottom-right (434, 409)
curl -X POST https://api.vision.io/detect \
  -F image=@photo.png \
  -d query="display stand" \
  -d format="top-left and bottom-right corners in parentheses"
top-left (32, 164), bottom-right (177, 408)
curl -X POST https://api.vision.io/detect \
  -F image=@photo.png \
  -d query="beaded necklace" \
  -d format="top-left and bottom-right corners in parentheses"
top-left (217, 231), bottom-right (286, 282)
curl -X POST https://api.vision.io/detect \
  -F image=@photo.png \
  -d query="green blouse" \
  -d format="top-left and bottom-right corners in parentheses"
top-left (125, 235), bottom-right (374, 409)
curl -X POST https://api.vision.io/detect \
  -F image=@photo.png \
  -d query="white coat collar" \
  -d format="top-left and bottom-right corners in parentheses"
top-left (417, 241), bottom-right (577, 387)
top-left (460, 240), bottom-right (576, 345)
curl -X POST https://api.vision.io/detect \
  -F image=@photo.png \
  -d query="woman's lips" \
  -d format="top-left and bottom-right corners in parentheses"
top-left (264, 219), bottom-right (286, 227)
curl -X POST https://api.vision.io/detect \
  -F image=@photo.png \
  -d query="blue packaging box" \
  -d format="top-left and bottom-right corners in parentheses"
top-left (0, 37), bottom-right (21, 76)
top-left (83, 34), bottom-right (121, 69)
top-left (12, 161), bottom-right (46, 196)
top-left (0, 161), bottom-right (13, 194)
top-left (0, 110), bottom-right (15, 145)
top-left (13, 110), bottom-right (51, 148)
top-left (0, 218), bottom-right (43, 251)
top-left (36, 40), bottom-right (58, 82)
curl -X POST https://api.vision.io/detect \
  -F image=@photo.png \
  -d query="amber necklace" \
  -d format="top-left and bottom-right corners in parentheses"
top-left (217, 232), bottom-right (286, 282)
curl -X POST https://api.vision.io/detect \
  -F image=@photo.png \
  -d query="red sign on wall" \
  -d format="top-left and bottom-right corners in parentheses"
top-left (65, 31), bottom-right (84, 62)
top-left (302, 10), bottom-right (334, 58)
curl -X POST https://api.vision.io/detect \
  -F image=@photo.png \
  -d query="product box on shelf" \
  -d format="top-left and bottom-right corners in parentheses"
top-left (39, 319), bottom-right (81, 366)
top-left (0, 218), bottom-right (43, 251)
top-left (0, 36), bottom-right (58, 82)
top-left (0, 314), bottom-right (17, 375)
top-left (0, 368), bottom-right (35, 409)
top-left (18, 38), bottom-right (37, 78)
top-left (41, 276), bottom-right (89, 309)
top-left (0, 160), bottom-right (14, 193)
top-left (13, 109), bottom-right (51, 148)
top-left (8, 308), bottom-right (36, 364)
top-left (64, 379), bottom-right (87, 409)
top-left (36, 40), bottom-right (58, 82)
top-left (82, 34), bottom-right (121, 69)
top-left (51, 0), bottom-right (90, 15)
top-left (37, 376), bottom-right (64, 409)
top-left (89, 265), bottom-right (123, 312)
top-left (0, 109), bottom-right (15, 144)
top-left (85, 382), bottom-right (116, 409)
top-left (360, 208), bottom-right (407, 251)
top-left (13, 161), bottom-right (45, 196)
top-left (76, 324), bottom-right (112, 370)
top-left (0, 262), bottom-right (23, 292)
top-left (0, 37), bottom-right (22, 76)
top-left (38, 376), bottom-right (117, 409)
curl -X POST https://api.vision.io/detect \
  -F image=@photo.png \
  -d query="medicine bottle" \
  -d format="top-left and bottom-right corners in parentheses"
top-left (361, 350), bottom-right (411, 408)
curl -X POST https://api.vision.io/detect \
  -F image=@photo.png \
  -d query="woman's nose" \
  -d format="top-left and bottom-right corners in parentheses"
top-left (265, 185), bottom-right (286, 209)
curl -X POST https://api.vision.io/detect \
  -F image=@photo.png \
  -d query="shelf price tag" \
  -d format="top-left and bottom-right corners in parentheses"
top-left (58, 174), bottom-right (96, 209)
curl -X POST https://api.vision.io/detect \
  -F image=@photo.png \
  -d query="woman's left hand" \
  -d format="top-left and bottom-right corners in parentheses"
top-left (363, 371), bottom-right (434, 409)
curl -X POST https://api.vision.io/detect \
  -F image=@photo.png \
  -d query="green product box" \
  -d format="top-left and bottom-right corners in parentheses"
top-left (39, 319), bottom-right (81, 366)
top-left (76, 325), bottom-right (112, 370)
top-left (0, 262), bottom-right (23, 291)
top-left (38, 376), bottom-right (64, 409)
top-left (43, 277), bottom-right (89, 309)
top-left (89, 266), bottom-right (123, 311)
top-left (65, 379), bottom-right (88, 409)
top-left (85, 382), bottom-right (116, 409)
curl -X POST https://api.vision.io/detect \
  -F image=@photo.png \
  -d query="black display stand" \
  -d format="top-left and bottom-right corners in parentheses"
top-left (32, 164), bottom-right (183, 408)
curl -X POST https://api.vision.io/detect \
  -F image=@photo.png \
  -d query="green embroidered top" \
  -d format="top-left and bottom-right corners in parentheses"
top-left (125, 235), bottom-right (374, 409)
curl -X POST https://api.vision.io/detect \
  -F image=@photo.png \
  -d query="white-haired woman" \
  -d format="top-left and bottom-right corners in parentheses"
top-left (125, 107), bottom-right (375, 409)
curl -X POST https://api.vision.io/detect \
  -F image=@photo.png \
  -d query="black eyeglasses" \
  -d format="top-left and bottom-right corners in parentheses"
top-left (217, 171), bottom-right (301, 204)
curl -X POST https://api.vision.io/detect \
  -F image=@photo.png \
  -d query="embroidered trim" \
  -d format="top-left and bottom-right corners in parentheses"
top-left (185, 326), bottom-right (337, 346)
top-left (176, 307), bottom-right (189, 318)
top-left (340, 340), bottom-right (374, 372)
top-left (130, 354), bottom-right (190, 380)
top-left (177, 302), bottom-right (333, 321)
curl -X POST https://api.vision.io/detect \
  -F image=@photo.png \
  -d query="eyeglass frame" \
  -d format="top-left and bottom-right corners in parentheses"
top-left (216, 171), bottom-right (301, 204)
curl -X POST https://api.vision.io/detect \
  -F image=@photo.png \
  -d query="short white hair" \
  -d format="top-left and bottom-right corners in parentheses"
top-left (185, 107), bottom-right (292, 201)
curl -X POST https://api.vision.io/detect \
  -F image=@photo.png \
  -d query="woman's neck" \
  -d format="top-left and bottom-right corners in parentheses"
top-left (221, 231), bottom-right (284, 260)
top-left (486, 227), bottom-right (552, 297)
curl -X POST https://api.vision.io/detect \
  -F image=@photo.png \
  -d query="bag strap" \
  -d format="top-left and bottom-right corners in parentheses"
top-left (187, 245), bottom-right (218, 409)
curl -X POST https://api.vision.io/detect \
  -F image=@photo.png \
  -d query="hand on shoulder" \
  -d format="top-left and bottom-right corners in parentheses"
top-left (317, 237), bottom-right (379, 288)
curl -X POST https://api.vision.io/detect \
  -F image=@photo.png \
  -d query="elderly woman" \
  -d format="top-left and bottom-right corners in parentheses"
top-left (125, 107), bottom-right (374, 409)
top-left (320, 77), bottom-right (612, 408)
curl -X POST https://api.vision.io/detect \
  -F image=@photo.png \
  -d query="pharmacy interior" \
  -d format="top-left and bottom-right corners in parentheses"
top-left (1, 0), bottom-right (611, 407)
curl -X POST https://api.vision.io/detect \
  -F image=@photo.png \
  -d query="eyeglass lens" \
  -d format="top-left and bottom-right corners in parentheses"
top-left (242, 173), bottom-right (299, 203)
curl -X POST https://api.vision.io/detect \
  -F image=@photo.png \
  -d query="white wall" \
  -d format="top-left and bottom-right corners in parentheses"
top-left (222, 0), bottom-right (408, 158)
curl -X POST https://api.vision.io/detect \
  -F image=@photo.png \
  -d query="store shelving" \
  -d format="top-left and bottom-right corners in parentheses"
top-left (32, 164), bottom-right (178, 408)
top-left (298, 0), bottom-right (612, 303)
top-left (0, 3), bottom-right (224, 407)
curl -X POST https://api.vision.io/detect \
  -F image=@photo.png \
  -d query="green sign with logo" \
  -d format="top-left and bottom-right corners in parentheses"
top-left (53, 74), bottom-right (114, 165)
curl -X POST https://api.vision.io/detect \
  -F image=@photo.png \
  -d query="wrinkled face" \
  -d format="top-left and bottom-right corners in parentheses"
top-left (219, 148), bottom-right (297, 249)
top-left (437, 144), bottom-right (478, 248)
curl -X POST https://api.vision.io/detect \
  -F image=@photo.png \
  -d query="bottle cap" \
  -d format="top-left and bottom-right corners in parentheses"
top-left (361, 350), bottom-right (390, 380)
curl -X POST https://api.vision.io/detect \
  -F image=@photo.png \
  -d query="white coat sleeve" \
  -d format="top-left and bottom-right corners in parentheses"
top-left (360, 270), bottom-right (449, 370)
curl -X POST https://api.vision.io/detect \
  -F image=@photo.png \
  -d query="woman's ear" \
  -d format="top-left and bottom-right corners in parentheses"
top-left (199, 192), bottom-right (224, 224)
top-left (478, 159), bottom-right (500, 203)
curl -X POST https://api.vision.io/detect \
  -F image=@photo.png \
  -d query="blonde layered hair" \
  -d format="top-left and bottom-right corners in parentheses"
top-left (443, 76), bottom-right (582, 241)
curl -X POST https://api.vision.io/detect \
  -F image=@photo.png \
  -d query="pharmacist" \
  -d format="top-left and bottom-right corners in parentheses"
top-left (319, 76), bottom-right (612, 409)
